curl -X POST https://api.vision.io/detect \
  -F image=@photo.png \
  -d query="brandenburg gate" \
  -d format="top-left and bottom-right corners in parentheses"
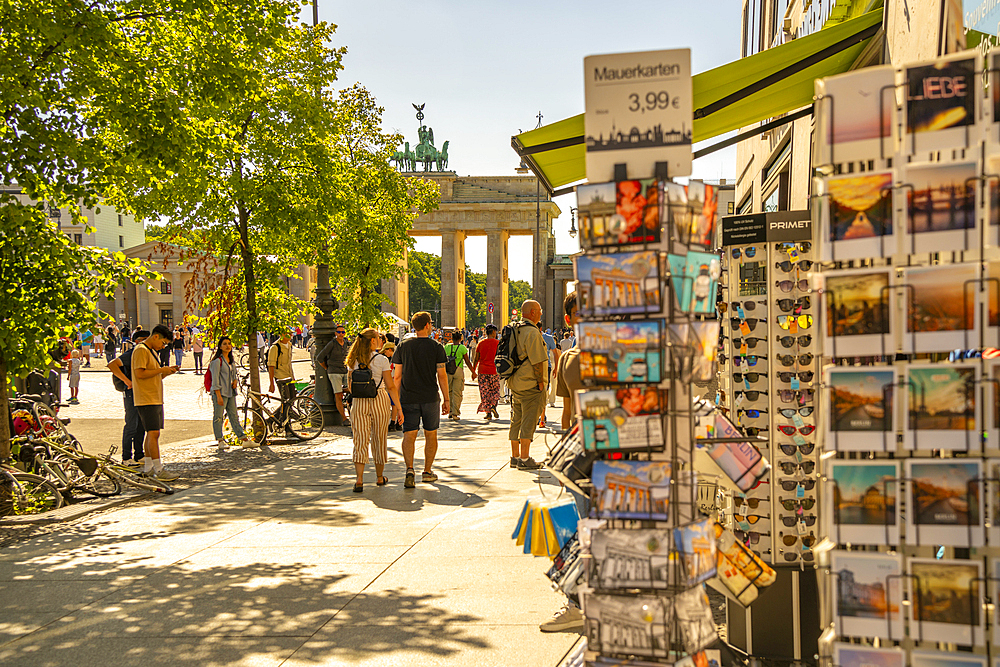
top-left (380, 105), bottom-right (561, 328)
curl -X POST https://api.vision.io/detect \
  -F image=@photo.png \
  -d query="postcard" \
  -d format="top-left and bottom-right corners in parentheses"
top-left (576, 320), bottom-right (664, 385)
top-left (663, 180), bottom-right (692, 245)
top-left (830, 552), bottom-right (903, 639)
top-left (815, 65), bottom-right (897, 166)
top-left (674, 518), bottom-right (718, 587)
top-left (985, 260), bottom-right (1000, 345)
top-left (902, 264), bottom-right (979, 352)
top-left (582, 593), bottom-right (670, 659)
top-left (833, 644), bottom-right (904, 667)
top-left (908, 559), bottom-right (984, 645)
top-left (825, 367), bottom-right (896, 452)
top-left (826, 460), bottom-right (900, 545)
top-left (995, 559), bottom-right (1000, 644)
top-left (820, 171), bottom-right (897, 261)
top-left (704, 413), bottom-right (770, 492)
top-left (905, 459), bottom-right (984, 547)
top-left (902, 162), bottom-right (979, 254)
top-left (689, 321), bottom-right (720, 383)
top-left (903, 52), bottom-right (980, 154)
top-left (822, 268), bottom-right (894, 357)
top-left (578, 386), bottom-right (666, 453)
top-left (911, 652), bottom-right (986, 667)
top-left (591, 460), bottom-right (672, 521)
top-left (668, 251), bottom-right (722, 314)
top-left (689, 180), bottom-right (719, 249)
top-left (577, 179), bottom-right (662, 249)
top-left (991, 463), bottom-right (1000, 546)
top-left (904, 364), bottom-right (978, 451)
top-left (672, 586), bottom-right (717, 652)
top-left (575, 250), bottom-right (662, 317)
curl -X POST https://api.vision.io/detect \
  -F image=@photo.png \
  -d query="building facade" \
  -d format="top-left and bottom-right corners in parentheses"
top-left (3, 187), bottom-right (145, 251)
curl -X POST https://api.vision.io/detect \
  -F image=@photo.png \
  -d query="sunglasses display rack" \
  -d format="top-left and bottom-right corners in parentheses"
top-left (559, 174), bottom-right (756, 666)
top-left (716, 220), bottom-right (820, 568)
top-left (811, 52), bottom-right (1000, 667)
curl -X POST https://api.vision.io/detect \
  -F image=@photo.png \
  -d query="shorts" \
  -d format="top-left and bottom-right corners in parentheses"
top-left (136, 404), bottom-right (164, 432)
top-left (68, 373), bottom-right (80, 388)
top-left (402, 401), bottom-right (441, 433)
top-left (328, 372), bottom-right (347, 393)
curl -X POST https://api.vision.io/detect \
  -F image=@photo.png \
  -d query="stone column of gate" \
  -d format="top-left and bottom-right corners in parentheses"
top-left (441, 230), bottom-right (467, 328)
top-left (486, 230), bottom-right (509, 327)
top-left (171, 270), bottom-right (185, 326)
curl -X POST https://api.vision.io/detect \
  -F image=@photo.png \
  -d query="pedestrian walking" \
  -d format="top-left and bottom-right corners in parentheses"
top-left (507, 300), bottom-right (548, 470)
top-left (93, 329), bottom-right (105, 357)
top-left (267, 330), bottom-right (295, 435)
top-left (67, 349), bottom-right (82, 404)
top-left (107, 330), bottom-right (150, 466)
top-left (80, 328), bottom-right (93, 367)
top-left (347, 329), bottom-right (403, 492)
top-left (191, 331), bottom-right (205, 375)
top-left (171, 327), bottom-right (185, 372)
top-left (380, 341), bottom-right (401, 432)
top-left (208, 337), bottom-right (250, 453)
top-left (105, 324), bottom-right (118, 363)
top-left (471, 324), bottom-right (501, 421)
top-left (316, 324), bottom-right (351, 426)
top-left (553, 293), bottom-right (582, 431)
top-left (443, 331), bottom-right (472, 421)
top-left (130, 324), bottom-right (180, 481)
top-left (158, 329), bottom-right (171, 367)
top-left (391, 311), bottom-right (449, 488)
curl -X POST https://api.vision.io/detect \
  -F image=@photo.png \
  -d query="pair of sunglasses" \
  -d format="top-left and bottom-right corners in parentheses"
top-left (777, 353), bottom-right (814, 366)
top-left (778, 424), bottom-right (816, 436)
top-left (781, 515), bottom-right (817, 527)
top-left (730, 317), bottom-right (765, 331)
top-left (736, 390), bottom-right (768, 401)
top-left (778, 389), bottom-right (814, 403)
top-left (734, 372), bottom-right (767, 383)
top-left (777, 461), bottom-right (816, 475)
top-left (734, 337), bottom-right (766, 349)
top-left (720, 300), bottom-right (765, 313)
top-left (732, 247), bottom-right (758, 259)
top-left (745, 427), bottom-right (769, 437)
top-left (775, 260), bottom-right (814, 272)
top-left (776, 371), bottom-right (814, 383)
top-left (776, 279), bottom-right (810, 293)
top-left (784, 550), bottom-right (815, 562)
top-left (778, 443), bottom-right (816, 456)
top-left (734, 514), bottom-right (766, 524)
top-left (776, 297), bottom-right (811, 312)
top-left (734, 496), bottom-right (766, 509)
top-left (780, 479), bottom-right (816, 491)
top-left (738, 408), bottom-right (767, 418)
top-left (778, 406), bottom-right (814, 418)
top-left (776, 242), bottom-right (811, 253)
top-left (777, 315), bottom-right (813, 330)
top-left (782, 533), bottom-right (817, 547)
top-left (779, 497), bottom-right (816, 511)
top-left (735, 530), bottom-right (768, 544)
top-left (734, 355), bottom-right (767, 366)
top-left (777, 335), bottom-right (812, 348)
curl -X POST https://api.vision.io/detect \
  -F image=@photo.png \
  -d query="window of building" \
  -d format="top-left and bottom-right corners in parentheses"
top-left (73, 233), bottom-right (83, 245)
top-left (160, 309), bottom-right (173, 328)
top-left (161, 281), bottom-right (172, 295)
top-left (119, 235), bottom-right (124, 248)
top-left (742, 3), bottom-right (749, 58)
top-left (118, 214), bottom-right (123, 226)
top-left (737, 194), bottom-right (753, 215)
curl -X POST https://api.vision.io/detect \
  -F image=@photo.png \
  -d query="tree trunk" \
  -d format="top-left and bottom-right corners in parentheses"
top-left (0, 348), bottom-right (11, 460)
top-left (238, 202), bottom-right (261, 401)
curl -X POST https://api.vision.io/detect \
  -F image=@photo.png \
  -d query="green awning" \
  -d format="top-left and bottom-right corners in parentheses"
top-left (512, 7), bottom-right (883, 192)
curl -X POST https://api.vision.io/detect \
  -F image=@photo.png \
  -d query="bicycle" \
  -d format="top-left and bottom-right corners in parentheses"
top-left (235, 376), bottom-right (324, 446)
top-left (237, 349), bottom-right (268, 373)
top-left (12, 436), bottom-right (122, 499)
top-left (0, 465), bottom-right (65, 516)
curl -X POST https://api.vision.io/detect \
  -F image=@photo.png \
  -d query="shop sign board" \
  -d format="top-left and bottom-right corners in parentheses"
top-left (584, 49), bottom-right (692, 183)
top-left (721, 210), bottom-right (811, 246)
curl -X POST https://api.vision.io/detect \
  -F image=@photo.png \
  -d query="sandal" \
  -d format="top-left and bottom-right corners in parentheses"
top-left (377, 475), bottom-right (389, 486)
top-left (353, 482), bottom-right (363, 493)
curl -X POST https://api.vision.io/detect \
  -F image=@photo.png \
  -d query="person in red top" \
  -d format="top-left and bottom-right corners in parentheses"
top-left (471, 324), bottom-right (501, 421)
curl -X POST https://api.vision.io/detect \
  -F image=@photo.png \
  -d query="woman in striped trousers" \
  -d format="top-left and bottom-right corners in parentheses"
top-left (346, 328), bottom-right (403, 492)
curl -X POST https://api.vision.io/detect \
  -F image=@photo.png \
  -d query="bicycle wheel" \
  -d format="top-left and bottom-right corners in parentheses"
top-left (239, 406), bottom-right (269, 446)
top-left (105, 464), bottom-right (173, 495)
top-left (33, 402), bottom-right (71, 442)
top-left (238, 351), bottom-right (251, 370)
top-left (296, 382), bottom-right (315, 400)
top-left (77, 467), bottom-right (122, 498)
top-left (286, 396), bottom-right (324, 441)
top-left (0, 472), bottom-right (65, 516)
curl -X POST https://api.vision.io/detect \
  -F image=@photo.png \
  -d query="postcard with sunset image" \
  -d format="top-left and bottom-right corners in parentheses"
top-left (904, 53), bottom-right (979, 153)
top-left (906, 460), bottom-right (984, 548)
top-left (822, 268), bottom-right (894, 357)
top-left (826, 368), bottom-right (895, 451)
top-left (903, 162), bottom-right (978, 253)
top-left (826, 460), bottom-right (900, 544)
top-left (815, 65), bottom-right (896, 166)
top-left (830, 552), bottom-right (903, 638)
top-left (902, 264), bottom-right (978, 353)
top-left (822, 171), bottom-right (896, 260)
top-left (907, 559), bottom-right (984, 643)
top-left (904, 364), bottom-right (978, 451)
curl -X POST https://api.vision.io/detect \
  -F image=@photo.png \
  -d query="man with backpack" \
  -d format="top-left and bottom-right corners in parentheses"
top-left (107, 330), bottom-right (150, 467)
top-left (500, 300), bottom-right (548, 470)
top-left (443, 331), bottom-right (472, 421)
top-left (267, 331), bottom-right (296, 436)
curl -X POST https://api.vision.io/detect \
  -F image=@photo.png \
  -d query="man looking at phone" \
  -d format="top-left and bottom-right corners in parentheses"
top-left (130, 324), bottom-right (180, 481)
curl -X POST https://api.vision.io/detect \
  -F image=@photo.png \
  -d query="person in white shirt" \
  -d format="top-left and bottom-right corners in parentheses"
top-left (346, 328), bottom-right (403, 492)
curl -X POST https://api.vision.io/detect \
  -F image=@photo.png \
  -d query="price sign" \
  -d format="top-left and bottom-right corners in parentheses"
top-left (488, 302), bottom-right (494, 314)
top-left (584, 48), bottom-right (692, 182)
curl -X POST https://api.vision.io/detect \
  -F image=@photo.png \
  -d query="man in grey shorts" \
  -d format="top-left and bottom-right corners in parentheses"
top-left (317, 324), bottom-right (351, 426)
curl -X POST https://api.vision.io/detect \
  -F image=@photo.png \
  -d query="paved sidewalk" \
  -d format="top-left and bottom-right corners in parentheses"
top-left (0, 396), bottom-right (581, 666)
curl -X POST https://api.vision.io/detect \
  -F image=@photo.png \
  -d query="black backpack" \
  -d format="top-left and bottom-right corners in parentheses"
top-left (112, 348), bottom-right (136, 392)
top-left (350, 362), bottom-right (381, 399)
top-left (495, 322), bottom-right (529, 378)
top-left (444, 344), bottom-right (459, 375)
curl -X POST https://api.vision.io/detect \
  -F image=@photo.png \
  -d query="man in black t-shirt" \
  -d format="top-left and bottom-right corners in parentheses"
top-left (391, 311), bottom-right (449, 489)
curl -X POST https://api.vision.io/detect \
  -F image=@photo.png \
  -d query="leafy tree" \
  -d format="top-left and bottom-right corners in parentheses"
top-left (407, 251), bottom-right (441, 324)
top-left (0, 206), bottom-right (155, 457)
top-left (465, 269), bottom-right (487, 328)
top-left (509, 280), bottom-right (532, 319)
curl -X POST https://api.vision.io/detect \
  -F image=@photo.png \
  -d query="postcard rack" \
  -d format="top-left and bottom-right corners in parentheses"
top-left (811, 51), bottom-right (1000, 667)
top-left (565, 175), bottom-right (732, 666)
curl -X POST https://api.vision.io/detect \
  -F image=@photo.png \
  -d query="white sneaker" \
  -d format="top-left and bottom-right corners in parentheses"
top-left (241, 439), bottom-right (257, 448)
top-left (216, 440), bottom-right (228, 453)
top-left (539, 604), bottom-right (584, 632)
top-left (145, 468), bottom-right (179, 482)
top-left (121, 459), bottom-right (135, 467)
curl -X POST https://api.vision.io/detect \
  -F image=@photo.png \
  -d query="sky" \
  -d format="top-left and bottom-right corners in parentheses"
top-left (319, 0), bottom-right (742, 283)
